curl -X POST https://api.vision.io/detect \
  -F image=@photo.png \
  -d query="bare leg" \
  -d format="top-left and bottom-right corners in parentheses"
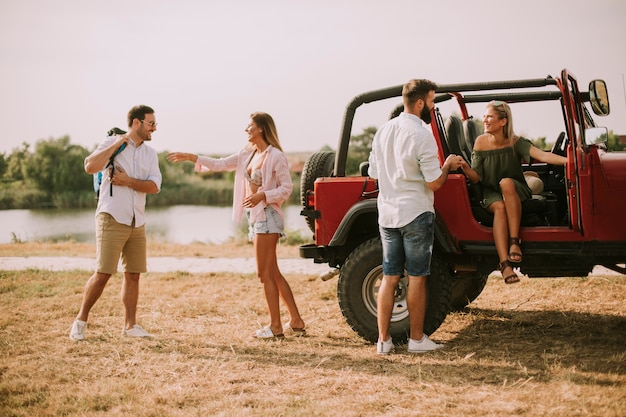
top-left (76, 272), bottom-right (112, 322)
top-left (500, 178), bottom-right (522, 261)
top-left (121, 272), bottom-right (140, 330)
top-left (407, 275), bottom-right (427, 340)
top-left (255, 234), bottom-right (283, 336)
top-left (270, 254), bottom-right (305, 329)
top-left (488, 200), bottom-right (517, 281)
top-left (377, 275), bottom-right (400, 342)
top-left (487, 200), bottom-right (509, 263)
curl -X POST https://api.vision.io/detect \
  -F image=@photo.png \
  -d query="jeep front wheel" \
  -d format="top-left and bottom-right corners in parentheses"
top-left (337, 237), bottom-right (452, 344)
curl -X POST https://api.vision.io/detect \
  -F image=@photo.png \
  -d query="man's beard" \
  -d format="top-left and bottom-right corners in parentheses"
top-left (420, 105), bottom-right (432, 124)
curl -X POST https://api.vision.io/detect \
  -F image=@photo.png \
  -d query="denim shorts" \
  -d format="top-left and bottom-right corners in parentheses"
top-left (379, 211), bottom-right (435, 277)
top-left (247, 205), bottom-right (285, 240)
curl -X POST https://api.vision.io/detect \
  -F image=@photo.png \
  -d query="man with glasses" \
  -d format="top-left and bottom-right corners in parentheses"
top-left (70, 105), bottom-right (162, 341)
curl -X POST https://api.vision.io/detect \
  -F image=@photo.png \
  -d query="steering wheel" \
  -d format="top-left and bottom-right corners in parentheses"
top-left (550, 131), bottom-right (567, 183)
top-left (551, 131), bottom-right (567, 157)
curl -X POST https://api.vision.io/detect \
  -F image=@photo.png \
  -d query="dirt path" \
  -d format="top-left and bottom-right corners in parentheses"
top-left (0, 256), bottom-right (332, 275)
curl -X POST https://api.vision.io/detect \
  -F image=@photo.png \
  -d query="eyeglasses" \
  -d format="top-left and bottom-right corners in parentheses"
top-left (140, 120), bottom-right (158, 127)
top-left (491, 100), bottom-right (505, 107)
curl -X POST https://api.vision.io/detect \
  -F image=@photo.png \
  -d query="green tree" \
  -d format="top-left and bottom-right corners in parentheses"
top-left (530, 136), bottom-right (549, 150)
top-left (4, 143), bottom-right (30, 181)
top-left (346, 126), bottom-right (377, 175)
top-left (606, 130), bottom-right (625, 151)
top-left (0, 153), bottom-right (7, 180)
top-left (23, 136), bottom-right (91, 196)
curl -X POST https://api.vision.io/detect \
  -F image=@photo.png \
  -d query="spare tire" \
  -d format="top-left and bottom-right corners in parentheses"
top-left (300, 151), bottom-right (335, 232)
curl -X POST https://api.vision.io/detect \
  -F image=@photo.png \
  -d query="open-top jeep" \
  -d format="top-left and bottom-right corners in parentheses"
top-left (299, 69), bottom-right (626, 344)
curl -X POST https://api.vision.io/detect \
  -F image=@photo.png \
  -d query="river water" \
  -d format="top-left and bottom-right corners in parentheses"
top-left (0, 205), bottom-right (313, 244)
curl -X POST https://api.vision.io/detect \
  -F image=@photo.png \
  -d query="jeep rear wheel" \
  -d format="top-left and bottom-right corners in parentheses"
top-left (300, 151), bottom-right (335, 232)
top-left (337, 237), bottom-right (452, 344)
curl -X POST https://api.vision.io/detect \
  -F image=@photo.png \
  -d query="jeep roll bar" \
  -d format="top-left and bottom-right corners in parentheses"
top-left (335, 77), bottom-right (560, 176)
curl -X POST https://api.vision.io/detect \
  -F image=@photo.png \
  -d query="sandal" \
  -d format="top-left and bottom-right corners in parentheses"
top-left (499, 260), bottom-right (520, 284)
top-left (508, 237), bottom-right (523, 264)
top-left (252, 325), bottom-right (284, 340)
top-left (283, 323), bottom-right (307, 337)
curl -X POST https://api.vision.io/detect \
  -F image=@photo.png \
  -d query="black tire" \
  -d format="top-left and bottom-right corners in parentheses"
top-left (300, 151), bottom-right (335, 232)
top-left (337, 237), bottom-right (452, 344)
top-left (450, 271), bottom-right (489, 310)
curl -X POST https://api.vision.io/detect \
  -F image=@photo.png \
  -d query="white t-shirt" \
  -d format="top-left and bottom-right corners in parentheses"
top-left (368, 112), bottom-right (442, 228)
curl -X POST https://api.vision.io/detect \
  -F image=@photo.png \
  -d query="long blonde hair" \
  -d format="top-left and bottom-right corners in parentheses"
top-left (488, 100), bottom-right (515, 140)
top-left (251, 112), bottom-right (283, 152)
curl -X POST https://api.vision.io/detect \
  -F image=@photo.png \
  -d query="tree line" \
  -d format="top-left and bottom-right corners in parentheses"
top-left (1, 127), bottom-right (623, 210)
top-left (0, 137), bottom-right (301, 210)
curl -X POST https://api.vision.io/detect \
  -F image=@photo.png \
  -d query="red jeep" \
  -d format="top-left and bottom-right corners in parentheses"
top-left (299, 69), bottom-right (626, 344)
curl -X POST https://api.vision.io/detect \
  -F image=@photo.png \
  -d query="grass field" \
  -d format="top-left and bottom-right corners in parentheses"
top-left (0, 242), bottom-right (624, 416)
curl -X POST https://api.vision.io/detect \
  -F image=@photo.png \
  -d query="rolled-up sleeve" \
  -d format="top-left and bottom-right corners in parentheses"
top-left (147, 152), bottom-right (162, 192)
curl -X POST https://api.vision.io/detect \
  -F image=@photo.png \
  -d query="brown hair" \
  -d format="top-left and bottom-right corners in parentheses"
top-left (251, 112), bottom-right (283, 152)
top-left (127, 105), bottom-right (155, 128)
top-left (402, 79), bottom-right (438, 107)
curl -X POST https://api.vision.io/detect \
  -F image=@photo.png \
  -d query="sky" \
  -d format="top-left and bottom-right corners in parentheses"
top-left (1, 0), bottom-right (625, 157)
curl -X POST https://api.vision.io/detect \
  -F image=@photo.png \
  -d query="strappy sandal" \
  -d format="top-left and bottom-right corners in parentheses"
top-left (508, 237), bottom-right (523, 264)
top-left (499, 260), bottom-right (520, 284)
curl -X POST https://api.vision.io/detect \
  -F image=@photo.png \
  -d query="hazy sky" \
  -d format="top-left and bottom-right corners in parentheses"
top-left (1, 0), bottom-right (625, 156)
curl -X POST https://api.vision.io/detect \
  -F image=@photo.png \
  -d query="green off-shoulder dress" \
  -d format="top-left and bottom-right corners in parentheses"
top-left (471, 137), bottom-right (533, 209)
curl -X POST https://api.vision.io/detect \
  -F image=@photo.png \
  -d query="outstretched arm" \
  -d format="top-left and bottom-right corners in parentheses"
top-left (167, 152), bottom-right (198, 163)
top-left (529, 146), bottom-right (567, 165)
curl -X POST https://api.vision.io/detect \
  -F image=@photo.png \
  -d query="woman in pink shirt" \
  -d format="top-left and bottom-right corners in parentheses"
top-left (167, 112), bottom-right (305, 339)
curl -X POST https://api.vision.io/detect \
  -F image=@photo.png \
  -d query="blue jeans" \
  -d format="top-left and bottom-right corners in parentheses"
top-left (379, 211), bottom-right (434, 277)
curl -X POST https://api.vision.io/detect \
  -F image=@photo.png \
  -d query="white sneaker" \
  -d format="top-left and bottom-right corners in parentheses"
top-left (122, 324), bottom-right (154, 338)
top-left (377, 338), bottom-right (394, 355)
top-left (69, 320), bottom-right (86, 341)
top-left (407, 335), bottom-right (443, 353)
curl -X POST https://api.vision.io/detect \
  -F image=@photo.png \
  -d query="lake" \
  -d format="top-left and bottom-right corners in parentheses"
top-left (0, 205), bottom-right (313, 244)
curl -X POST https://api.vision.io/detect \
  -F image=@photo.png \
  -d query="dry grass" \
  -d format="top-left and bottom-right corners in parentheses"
top-left (0, 243), bottom-right (624, 416)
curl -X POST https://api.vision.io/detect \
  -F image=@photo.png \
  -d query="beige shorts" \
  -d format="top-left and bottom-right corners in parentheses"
top-left (95, 212), bottom-right (147, 274)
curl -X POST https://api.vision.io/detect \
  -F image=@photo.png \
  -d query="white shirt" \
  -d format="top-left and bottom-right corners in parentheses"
top-left (368, 112), bottom-right (442, 228)
top-left (195, 145), bottom-right (292, 223)
top-left (95, 136), bottom-right (162, 227)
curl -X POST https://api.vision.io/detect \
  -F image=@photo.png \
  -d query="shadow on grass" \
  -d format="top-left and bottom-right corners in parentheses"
top-left (185, 307), bottom-right (625, 388)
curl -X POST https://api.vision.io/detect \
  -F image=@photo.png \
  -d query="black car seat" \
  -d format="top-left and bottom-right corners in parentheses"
top-left (463, 117), bottom-right (479, 150)
top-left (444, 115), bottom-right (471, 163)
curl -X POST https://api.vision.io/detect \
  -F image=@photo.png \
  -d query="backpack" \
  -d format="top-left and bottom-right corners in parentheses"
top-left (93, 127), bottom-right (128, 199)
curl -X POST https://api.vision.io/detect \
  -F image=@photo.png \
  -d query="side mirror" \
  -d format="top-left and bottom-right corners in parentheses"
top-left (585, 127), bottom-right (608, 145)
top-left (589, 80), bottom-right (610, 116)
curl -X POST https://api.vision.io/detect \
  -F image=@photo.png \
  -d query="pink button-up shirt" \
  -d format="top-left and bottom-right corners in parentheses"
top-left (195, 145), bottom-right (292, 223)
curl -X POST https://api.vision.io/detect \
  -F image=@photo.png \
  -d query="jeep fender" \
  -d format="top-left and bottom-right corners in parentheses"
top-left (328, 199), bottom-right (378, 247)
top-left (329, 201), bottom-right (461, 253)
